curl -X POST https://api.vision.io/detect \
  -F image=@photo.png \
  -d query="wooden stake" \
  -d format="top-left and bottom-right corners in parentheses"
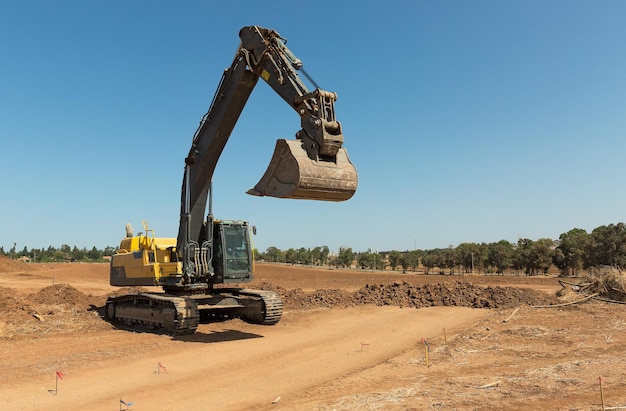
top-left (422, 338), bottom-right (430, 367)
top-left (599, 376), bottom-right (606, 411)
top-left (54, 371), bottom-right (64, 395)
top-left (443, 327), bottom-right (447, 345)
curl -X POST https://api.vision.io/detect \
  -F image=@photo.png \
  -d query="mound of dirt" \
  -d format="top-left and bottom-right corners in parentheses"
top-left (258, 281), bottom-right (559, 310)
top-left (0, 286), bottom-right (34, 323)
top-left (26, 284), bottom-right (99, 310)
top-left (354, 281), bottom-right (558, 308)
top-left (0, 255), bottom-right (35, 273)
top-left (0, 284), bottom-right (108, 339)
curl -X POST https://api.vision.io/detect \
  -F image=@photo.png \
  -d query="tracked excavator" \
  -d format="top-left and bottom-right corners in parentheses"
top-left (105, 26), bottom-right (358, 335)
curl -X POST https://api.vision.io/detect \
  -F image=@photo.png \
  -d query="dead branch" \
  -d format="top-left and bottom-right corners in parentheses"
top-left (533, 293), bottom-right (599, 308)
top-left (503, 307), bottom-right (520, 323)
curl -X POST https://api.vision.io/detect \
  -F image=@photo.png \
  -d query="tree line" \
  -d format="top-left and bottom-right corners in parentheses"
top-left (0, 244), bottom-right (116, 262)
top-left (257, 223), bottom-right (626, 276)
top-left (3, 222), bottom-right (625, 274)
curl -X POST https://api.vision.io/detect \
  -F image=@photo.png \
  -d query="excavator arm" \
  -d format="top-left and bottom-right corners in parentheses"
top-left (237, 26), bottom-right (345, 160)
top-left (177, 26), bottom-right (357, 281)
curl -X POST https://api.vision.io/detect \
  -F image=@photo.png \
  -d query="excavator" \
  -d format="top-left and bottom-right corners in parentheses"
top-left (104, 26), bottom-right (358, 335)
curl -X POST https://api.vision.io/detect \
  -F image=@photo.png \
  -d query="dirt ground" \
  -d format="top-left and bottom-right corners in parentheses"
top-left (1, 257), bottom-right (625, 410)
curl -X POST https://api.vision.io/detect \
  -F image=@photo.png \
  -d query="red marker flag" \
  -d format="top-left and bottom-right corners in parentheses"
top-left (158, 362), bottom-right (167, 373)
top-left (56, 371), bottom-right (65, 380)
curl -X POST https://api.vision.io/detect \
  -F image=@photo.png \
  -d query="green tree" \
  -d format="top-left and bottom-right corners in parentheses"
top-left (284, 248), bottom-right (297, 264)
top-left (357, 251), bottom-right (382, 270)
top-left (319, 246), bottom-right (330, 265)
top-left (532, 238), bottom-right (556, 275)
top-left (263, 246), bottom-right (284, 263)
top-left (337, 247), bottom-right (353, 268)
top-left (515, 238), bottom-right (555, 275)
top-left (357, 252), bottom-right (370, 269)
top-left (442, 247), bottom-right (458, 275)
top-left (589, 223), bottom-right (626, 267)
top-left (71, 246), bottom-right (86, 262)
top-left (306, 246), bottom-right (330, 266)
top-left (43, 245), bottom-right (56, 261)
top-left (388, 250), bottom-right (402, 271)
top-left (297, 247), bottom-right (311, 265)
top-left (87, 246), bottom-right (102, 260)
top-left (514, 238), bottom-right (533, 275)
top-left (399, 252), bottom-right (410, 272)
top-left (310, 246), bottom-right (322, 265)
top-left (407, 250), bottom-right (422, 272)
top-left (420, 250), bottom-right (436, 274)
top-left (456, 242), bottom-right (486, 274)
top-left (487, 240), bottom-right (514, 274)
top-left (556, 228), bottom-right (589, 275)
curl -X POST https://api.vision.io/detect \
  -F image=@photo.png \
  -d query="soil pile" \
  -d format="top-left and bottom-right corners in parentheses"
top-left (0, 287), bottom-right (33, 323)
top-left (258, 280), bottom-right (559, 310)
top-left (0, 284), bottom-right (107, 339)
top-left (0, 255), bottom-right (35, 273)
top-left (354, 281), bottom-right (558, 308)
top-left (27, 284), bottom-right (100, 310)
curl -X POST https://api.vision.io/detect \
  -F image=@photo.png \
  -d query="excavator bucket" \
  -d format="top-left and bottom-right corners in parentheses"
top-left (247, 139), bottom-right (357, 201)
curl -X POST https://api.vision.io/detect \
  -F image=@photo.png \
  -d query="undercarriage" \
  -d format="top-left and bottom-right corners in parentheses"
top-left (105, 289), bottom-right (283, 335)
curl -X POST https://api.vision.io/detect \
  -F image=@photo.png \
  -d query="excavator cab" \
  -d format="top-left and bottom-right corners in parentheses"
top-left (211, 220), bottom-right (254, 284)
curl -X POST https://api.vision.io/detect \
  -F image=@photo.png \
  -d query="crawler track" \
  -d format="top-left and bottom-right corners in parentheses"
top-left (105, 293), bottom-right (200, 335)
top-left (105, 289), bottom-right (283, 334)
top-left (238, 289), bottom-right (283, 325)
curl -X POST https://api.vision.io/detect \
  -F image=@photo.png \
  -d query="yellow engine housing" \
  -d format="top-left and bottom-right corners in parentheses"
top-left (110, 234), bottom-right (183, 287)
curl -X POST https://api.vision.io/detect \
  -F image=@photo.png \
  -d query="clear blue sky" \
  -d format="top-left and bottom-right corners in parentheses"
top-left (2, 1), bottom-right (625, 253)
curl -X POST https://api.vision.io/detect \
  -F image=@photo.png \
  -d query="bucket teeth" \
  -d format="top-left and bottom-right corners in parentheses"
top-left (247, 139), bottom-right (357, 202)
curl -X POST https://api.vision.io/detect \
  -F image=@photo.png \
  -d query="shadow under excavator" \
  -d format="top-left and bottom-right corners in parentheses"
top-left (173, 328), bottom-right (263, 344)
top-left (95, 303), bottom-right (265, 343)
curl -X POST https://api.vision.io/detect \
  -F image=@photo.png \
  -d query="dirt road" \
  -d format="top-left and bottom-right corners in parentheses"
top-left (2, 305), bottom-right (485, 410)
top-left (1, 260), bottom-right (625, 410)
